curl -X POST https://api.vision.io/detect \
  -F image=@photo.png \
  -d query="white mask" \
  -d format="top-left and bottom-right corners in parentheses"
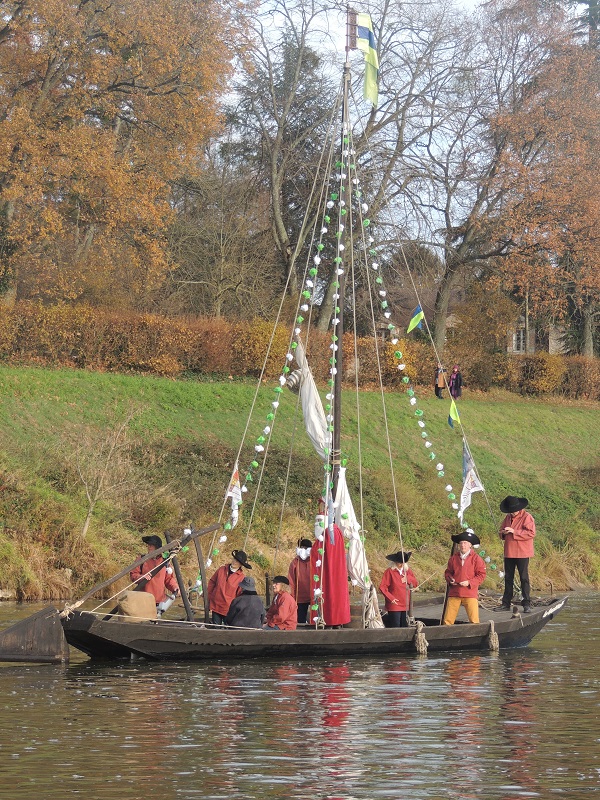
top-left (296, 547), bottom-right (311, 561)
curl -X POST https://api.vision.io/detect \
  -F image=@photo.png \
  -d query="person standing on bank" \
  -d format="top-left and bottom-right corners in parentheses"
top-left (225, 576), bottom-right (265, 629)
top-left (207, 549), bottom-right (251, 626)
top-left (448, 364), bottom-right (463, 400)
top-left (494, 496), bottom-right (536, 613)
top-left (379, 551), bottom-right (418, 628)
top-left (288, 538), bottom-right (312, 624)
top-left (434, 364), bottom-right (446, 399)
top-left (264, 576), bottom-right (298, 630)
top-left (442, 531), bottom-right (487, 625)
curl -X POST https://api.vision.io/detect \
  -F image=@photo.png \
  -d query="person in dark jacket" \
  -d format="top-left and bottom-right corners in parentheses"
top-left (448, 364), bottom-right (463, 399)
top-left (225, 576), bottom-right (265, 629)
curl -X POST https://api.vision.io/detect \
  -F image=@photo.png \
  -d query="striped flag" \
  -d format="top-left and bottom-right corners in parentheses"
top-left (226, 462), bottom-right (242, 528)
top-left (458, 442), bottom-right (483, 522)
top-left (356, 13), bottom-right (379, 106)
top-left (407, 304), bottom-right (424, 333)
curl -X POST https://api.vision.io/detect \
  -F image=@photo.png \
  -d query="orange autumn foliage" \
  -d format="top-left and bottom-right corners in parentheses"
top-left (493, 42), bottom-right (600, 321)
top-left (0, 0), bottom-right (246, 306)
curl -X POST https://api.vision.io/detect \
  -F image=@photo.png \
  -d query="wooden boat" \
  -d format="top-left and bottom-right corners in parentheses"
top-left (0, 11), bottom-right (568, 665)
top-left (55, 596), bottom-right (568, 662)
top-left (0, 523), bottom-right (567, 663)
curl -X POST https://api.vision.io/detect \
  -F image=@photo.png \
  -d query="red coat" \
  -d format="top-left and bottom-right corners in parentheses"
top-left (500, 511), bottom-right (536, 558)
top-left (379, 566), bottom-right (418, 612)
top-left (208, 565), bottom-right (245, 615)
top-left (309, 524), bottom-right (351, 626)
top-left (288, 556), bottom-right (312, 604)
top-left (265, 591), bottom-right (298, 630)
top-left (444, 551), bottom-right (486, 598)
top-left (130, 555), bottom-right (179, 604)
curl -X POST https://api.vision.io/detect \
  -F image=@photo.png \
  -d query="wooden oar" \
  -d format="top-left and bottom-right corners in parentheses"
top-left (439, 542), bottom-right (456, 624)
top-left (63, 523), bottom-right (221, 614)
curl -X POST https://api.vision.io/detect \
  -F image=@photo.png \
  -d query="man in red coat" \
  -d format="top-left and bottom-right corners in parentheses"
top-left (494, 495), bottom-right (536, 613)
top-left (288, 538), bottom-right (312, 623)
top-left (442, 530), bottom-right (486, 625)
top-left (130, 535), bottom-right (179, 606)
top-left (379, 550), bottom-right (418, 628)
top-left (264, 576), bottom-right (298, 630)
top-left (207, 549), bottom-right (251, 626)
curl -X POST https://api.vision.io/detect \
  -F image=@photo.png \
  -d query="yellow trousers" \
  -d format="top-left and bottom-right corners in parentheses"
top-left (442, 596), bottom-right (480, 625)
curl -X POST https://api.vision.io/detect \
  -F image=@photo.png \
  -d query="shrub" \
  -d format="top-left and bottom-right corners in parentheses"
top-left (562, 356), bottom-right (600, 400)
top-left (0, 302), bottom-right (598, 399)
top-left (520, 352), bottom-right (567, 395)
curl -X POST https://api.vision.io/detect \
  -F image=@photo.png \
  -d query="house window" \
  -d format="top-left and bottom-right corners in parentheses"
top-left (513, 328), bottom-right (526, 353)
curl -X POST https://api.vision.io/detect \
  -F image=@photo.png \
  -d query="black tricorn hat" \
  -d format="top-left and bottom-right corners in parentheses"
top-left (297, 538), bottom-right (313, 548)
top-left (142, 535), bottom-right (163, 548)
top-left (451, 530), bottom-right (480, 546)
top-left (500, 495), bottom-right (529, 514)
top-left (272, 575), bottom-right (290, 585)
top-left (385, 550), bottom-right (412, 563)
top-left (231, 549), bottom-right (252, 569)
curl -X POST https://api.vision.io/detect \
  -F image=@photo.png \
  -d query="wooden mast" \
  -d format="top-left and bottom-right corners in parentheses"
top-left (331, 8), bottom-right (354, 504)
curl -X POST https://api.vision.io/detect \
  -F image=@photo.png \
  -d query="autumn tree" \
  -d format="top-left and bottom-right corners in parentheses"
top-left (492, 41), bottom-right (600, 356)
top-left (0, 0), bottom-right (241, 308)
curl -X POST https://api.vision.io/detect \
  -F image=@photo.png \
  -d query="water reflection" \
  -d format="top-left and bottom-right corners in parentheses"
top-left (0, 595), bottom-right (598, 799)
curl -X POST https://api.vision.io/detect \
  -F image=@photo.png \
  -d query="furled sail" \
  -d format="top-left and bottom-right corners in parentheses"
top-left (290, 339), bottom-right (331, 461)
top-left (335, 467), bottom-right (383, 628)
top-left (291, 343), bottom-right (383, 629)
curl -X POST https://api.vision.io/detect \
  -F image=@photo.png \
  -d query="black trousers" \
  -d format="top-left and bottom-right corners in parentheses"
top-left (502, 557), bottom-right (531, 606)
top-left (211, 611), bottom-right (227, 625)
top-left (385, 610), bottom-right (408, 628)
top-left (297, 602), bottom-right (309, 624)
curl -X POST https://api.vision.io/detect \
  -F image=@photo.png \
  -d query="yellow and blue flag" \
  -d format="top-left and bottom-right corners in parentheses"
top-left (406, 304), bottom-right (424, 333)
top-left (448, 399), bottom-right (460, 428)
top-left (356, 13), bottom-right (379, 107)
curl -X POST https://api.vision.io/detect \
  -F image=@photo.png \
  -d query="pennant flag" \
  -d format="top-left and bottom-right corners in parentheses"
top-left (407, 304), bottom-right (424, 333)
top-left (226, 462), bottom-right (242, 528)
top-left (356, 13), bottom-right (379, 106)
top-left (458, 441), bottom-right (483, 522)
top-left (448, 399), bottom-right (460, 428)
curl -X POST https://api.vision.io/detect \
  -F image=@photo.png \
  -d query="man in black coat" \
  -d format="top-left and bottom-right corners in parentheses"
top-left (225, 576), bottom-right (265, 629)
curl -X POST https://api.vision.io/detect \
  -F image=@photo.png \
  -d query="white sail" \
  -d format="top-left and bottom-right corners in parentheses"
top-left (336, 471), bottom-right (384, 629)
top-left (293, 345), bottom-right (383, 628)
top-left (293, 339), bottom-right (331, 461)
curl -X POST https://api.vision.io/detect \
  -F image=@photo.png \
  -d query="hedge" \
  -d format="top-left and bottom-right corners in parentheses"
top-left (0, 302), bottom-right (598, 398)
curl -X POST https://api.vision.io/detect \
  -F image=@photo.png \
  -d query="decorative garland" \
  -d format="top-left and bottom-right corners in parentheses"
top-left (212, 123), bottom-right (499, 578)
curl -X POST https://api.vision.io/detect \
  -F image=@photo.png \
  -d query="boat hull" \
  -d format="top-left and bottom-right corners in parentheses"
top-left (61, 597), bottom-right (568, 661)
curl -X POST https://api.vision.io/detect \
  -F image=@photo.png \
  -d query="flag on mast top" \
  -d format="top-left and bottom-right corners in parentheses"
top-left (354, 11), bottom-right (379, 106)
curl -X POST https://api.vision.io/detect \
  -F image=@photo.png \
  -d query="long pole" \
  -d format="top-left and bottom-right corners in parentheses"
top-left (332, 11), bottom-right (353, 503)
top-left (165, 530), bottom-right (195, 621)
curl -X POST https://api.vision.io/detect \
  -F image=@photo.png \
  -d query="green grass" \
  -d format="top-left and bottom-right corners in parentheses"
top-left (0, 365), bottom-right (598, 598)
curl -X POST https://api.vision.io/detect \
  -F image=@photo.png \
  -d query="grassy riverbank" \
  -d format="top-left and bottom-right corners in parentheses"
top-left (0, 364), bottom-right (598, 600)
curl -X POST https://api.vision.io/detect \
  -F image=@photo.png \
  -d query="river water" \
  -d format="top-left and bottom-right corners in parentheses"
top-left (0, 594), bottom-right (597, 800)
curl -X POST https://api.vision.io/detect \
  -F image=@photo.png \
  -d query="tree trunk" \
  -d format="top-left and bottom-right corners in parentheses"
top-left (581, 301), bottom-right (595, 358)
top-left (0, 200), bottom-right (16, 306)
top-left (431, 262), bottom-right (457, 355)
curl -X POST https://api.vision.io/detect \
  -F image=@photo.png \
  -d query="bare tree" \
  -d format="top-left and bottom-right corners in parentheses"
top-left (165, 151), bottom-right (282, 318)
top-left (70, 408), bottom-right (140, 539)
top-left (229, 0), bottom-right (339, 297)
